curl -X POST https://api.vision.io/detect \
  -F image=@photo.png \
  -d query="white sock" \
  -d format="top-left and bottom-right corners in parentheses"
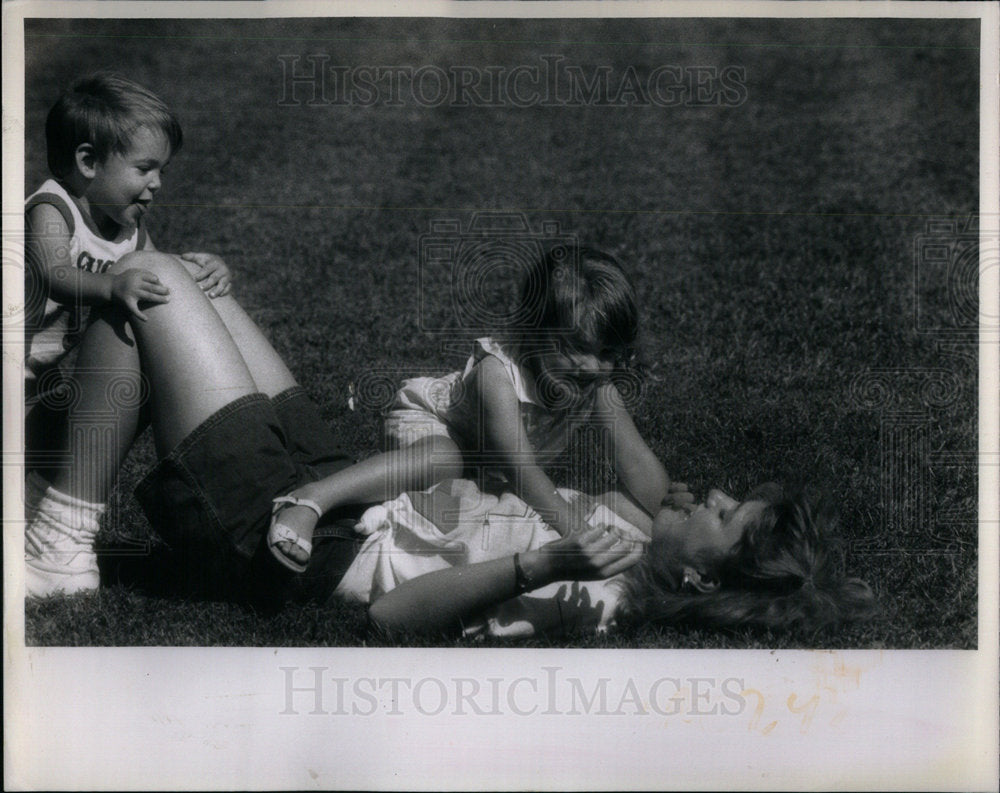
top-left (24, 471), bottom-right (104, 597)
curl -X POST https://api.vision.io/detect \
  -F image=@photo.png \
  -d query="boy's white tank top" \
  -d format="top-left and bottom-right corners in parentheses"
top-left (24, 179), bottom-right (146, 388)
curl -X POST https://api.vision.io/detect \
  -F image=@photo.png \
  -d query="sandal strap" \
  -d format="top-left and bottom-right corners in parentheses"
top-left (267, 522), bottom-right (313, 555)
top-left (272, 494), bottom-right (324, 519)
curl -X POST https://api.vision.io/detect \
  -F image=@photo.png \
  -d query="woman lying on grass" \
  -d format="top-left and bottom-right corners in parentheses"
top-left (28, 252), bottom-right (876, 637)
top-left (351, 479), bottom-right (877, 637)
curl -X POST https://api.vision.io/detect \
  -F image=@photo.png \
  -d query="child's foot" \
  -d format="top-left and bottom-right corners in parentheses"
top-left (267, 492), bottom-right (324, 573)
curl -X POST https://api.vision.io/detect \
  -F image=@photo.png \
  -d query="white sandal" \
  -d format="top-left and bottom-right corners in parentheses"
top-left (268, 494), bottom-right (323, 573)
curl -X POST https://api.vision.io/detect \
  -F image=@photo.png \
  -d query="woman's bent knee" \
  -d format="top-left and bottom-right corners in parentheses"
top-left (109, 252), bottom-right (205, 299)
top-left (109, 251), bottom-right (190, 282)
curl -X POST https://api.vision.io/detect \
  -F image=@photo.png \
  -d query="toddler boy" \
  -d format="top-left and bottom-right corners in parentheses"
top-left (25, 72), bottom-right (231, 596)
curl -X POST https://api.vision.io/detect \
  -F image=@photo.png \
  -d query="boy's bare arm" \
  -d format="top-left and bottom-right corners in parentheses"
top-left (27, 203), bottom-right (169, 321)
top-left (180, 251), bottom-right (233, 298)
top-left (28, 203), bottom-right (113, 305)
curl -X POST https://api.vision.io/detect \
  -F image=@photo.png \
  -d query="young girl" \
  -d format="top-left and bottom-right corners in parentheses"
top-left (268, 244), bottom-right (672, 572)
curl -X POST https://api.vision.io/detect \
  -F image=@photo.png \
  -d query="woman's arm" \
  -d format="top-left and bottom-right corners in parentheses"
top-left (593, 383), bottom-right (671, 517)
top-left (368, 526), bottom-right (643, 635)
top-left (474, 356), bottom-right (588, 538)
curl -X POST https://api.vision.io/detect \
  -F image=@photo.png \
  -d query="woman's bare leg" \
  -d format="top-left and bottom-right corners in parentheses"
top-left (26, 253), bottom-right (262, 595)
top-left (50, 256), bottom-right (289, 500)
top-left (272, 435), bottom-right (464, 567)
top-left (47, 309), bottom-right (145, 503)
top-left (173, 256), bottom-right (297, 397)
top-left (24, 315), bottom-right (145, 596)
top-left (204, 294), bottom-right (297, 397)
top-left (105, 252), bottom-right (259, 454)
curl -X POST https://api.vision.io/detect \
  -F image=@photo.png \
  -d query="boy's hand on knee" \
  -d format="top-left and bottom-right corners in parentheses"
top-left (110, 268), bottom-right (170, 322)
top-left (181, 251), bottom-right (233, 298)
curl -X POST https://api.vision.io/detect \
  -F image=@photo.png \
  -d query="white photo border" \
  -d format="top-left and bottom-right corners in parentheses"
top-left (4, 2), bottom-right (998, 790)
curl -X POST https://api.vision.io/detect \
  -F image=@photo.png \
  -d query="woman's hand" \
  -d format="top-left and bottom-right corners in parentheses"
top-left (538, 525), bottom-right (644, 582)
top-left (368, 525), bottom-right (644, 636)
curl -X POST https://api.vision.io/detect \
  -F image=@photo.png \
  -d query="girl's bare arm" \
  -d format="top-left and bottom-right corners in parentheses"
top-left (593, 383), bottom-right (671, 517)
top-left (473, 355), bottom-right (588, 538)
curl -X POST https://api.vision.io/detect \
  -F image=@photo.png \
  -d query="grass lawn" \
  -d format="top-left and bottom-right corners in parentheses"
top-left (22, 17), bottom-right (979, 647)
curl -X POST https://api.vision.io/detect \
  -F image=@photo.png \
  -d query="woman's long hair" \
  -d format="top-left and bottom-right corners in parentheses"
top-left (616, 490), bottom-right (877, 632)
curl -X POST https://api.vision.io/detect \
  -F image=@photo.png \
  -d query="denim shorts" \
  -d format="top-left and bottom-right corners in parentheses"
top-left (135, 387), bottom-right (361, 604)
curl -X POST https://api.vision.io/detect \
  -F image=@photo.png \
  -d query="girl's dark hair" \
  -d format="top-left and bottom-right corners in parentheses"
top-left (46, 71), bottom-right (183, 179)
top-left (513, 244), bottom-right (641, 410)
top-left (617, 489), bottom-right (877, 633)
top-left (517, 243), bottom-right (639, 366)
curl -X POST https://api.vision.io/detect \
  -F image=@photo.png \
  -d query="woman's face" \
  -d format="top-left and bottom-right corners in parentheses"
top-left (652, 489), bottom-right (768, 569)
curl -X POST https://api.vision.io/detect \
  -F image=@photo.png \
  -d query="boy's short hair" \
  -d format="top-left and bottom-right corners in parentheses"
top-left (45, 71), bottom-right (183, 179)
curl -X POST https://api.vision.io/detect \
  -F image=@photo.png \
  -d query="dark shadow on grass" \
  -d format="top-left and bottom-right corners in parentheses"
top-left (94, 513), bottom-right (370, 615)
top-left (95, 535), bottom-right (273, 606)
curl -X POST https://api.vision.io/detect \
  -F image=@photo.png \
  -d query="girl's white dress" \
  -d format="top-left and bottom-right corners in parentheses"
top-left (384, 337), bottom-right (591, 467)
top-left (334, 479), bottom-right (648, 637)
